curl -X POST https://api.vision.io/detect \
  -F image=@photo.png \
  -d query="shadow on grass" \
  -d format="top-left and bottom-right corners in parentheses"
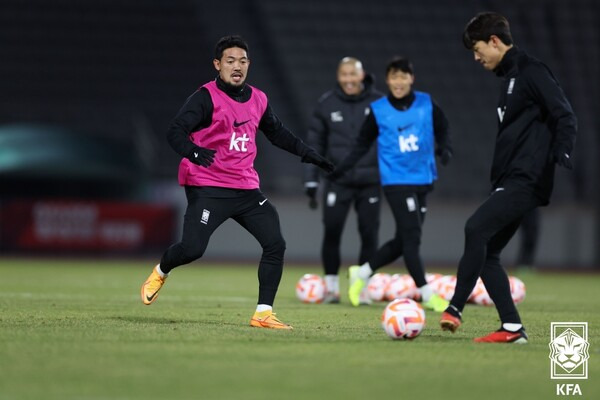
top-left (106, 315), bottom-right (240, 327)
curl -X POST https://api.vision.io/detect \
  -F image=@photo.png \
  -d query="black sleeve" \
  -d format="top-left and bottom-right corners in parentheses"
top-left (334, 109), bottom-right (378, 174)
top-left (432, 100), bottom-right (452, 154)
top-left (166, 89), bottom-right (213, 158)
top-left (259, 103), bottom-right (312, 157)
top-left (525, 63), bottom-right (577, 153)
top-left (303, 106), bottom-right (328, 183)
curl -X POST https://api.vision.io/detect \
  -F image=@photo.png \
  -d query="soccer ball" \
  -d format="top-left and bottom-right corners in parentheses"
top-left (384, 274), bottom-right (417, 301)
top-left (367, 273), bottom-right (392, 301)
top-left (420, 272), bottom-right (444, 302)
top-left (295, 274), bottom-right (326, 303)
top-left (384, 274), bottom-right (401, 300)
top-left (426, 272), bottom-right (443, 284)
top-left (432, 275), bottom-right (457, 301)
top-left (381, 298), bottom-right (426, 340)
top-left (509, 276), bottom-right (526, 304)
top-left (468, 278), bottom-right (493, 306)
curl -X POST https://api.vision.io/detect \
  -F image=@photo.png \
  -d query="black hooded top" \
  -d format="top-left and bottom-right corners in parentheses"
top-left (490, 47), bottom-right (577, 204)
top-left (303, 74), bottom-right (384, 186)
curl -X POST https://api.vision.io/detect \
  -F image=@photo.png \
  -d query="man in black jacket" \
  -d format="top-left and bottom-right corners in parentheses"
top-left (304, 57), bottom-right (383, 303)
top-left (440, 13), bottom-right (577, 343)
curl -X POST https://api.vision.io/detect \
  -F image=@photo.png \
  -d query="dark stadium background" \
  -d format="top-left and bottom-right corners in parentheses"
top-left (0, 0), bottom-right (598, 267)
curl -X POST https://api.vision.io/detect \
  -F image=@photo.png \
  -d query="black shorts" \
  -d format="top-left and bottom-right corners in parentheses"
top-left (160, 186), bottom-right (285, 270)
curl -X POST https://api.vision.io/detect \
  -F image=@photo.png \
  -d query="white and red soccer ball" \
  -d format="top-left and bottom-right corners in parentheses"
top-left (381, 298), bottom-right (426, 340)
top-left (467, 276), bottom-right (526, 305)
top-left (469, 278), bottom-right (494, 306)
top-left (367, 273), bottom-right (392, 301)
top-left (384, 274), bottom-right (418, 301)
top-left (295, 274), bottom-right (326, 303)
top-left (431, 275), bottom-right (457, 301)
top-left (426, 272), bottom-right (443, 285)
top-left (509, 276), bottom-right (526, 304)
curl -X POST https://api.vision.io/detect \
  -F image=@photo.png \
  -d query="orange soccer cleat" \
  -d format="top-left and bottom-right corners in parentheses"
top-left (440, 311), bottom-right (462, 333)
top-left (250, 310), bottom-right (293, 330)
top-left (141, 266), bottom-right (167, 305)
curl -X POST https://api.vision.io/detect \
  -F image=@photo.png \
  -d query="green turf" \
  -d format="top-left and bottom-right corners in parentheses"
top-left (0, 259), bottom-right (598, 400)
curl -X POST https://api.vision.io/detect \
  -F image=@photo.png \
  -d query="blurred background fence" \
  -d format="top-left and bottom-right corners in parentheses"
top-left (0, 0), bottom-right (598, 267)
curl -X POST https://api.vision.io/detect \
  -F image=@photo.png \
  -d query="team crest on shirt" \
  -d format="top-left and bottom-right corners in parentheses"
top-left (330, 111), bottom-right (343, 122)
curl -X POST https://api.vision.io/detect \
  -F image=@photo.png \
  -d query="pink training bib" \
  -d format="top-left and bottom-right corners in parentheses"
top-left (178, 80), bottom-right (268, 189)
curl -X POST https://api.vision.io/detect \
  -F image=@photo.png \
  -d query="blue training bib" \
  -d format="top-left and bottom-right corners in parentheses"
top-left (371, 91), bottom-right (437, 185)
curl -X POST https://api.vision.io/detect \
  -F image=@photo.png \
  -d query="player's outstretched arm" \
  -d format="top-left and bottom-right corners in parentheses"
top-left (301, 150), bottom-right (334, 173)
top-left (259, 103), bottom-right (334, 172)
top-left (166, 89), bottom-right (213, 158)
top-left (328, 110), bottom-right (378, 180)
top-left (432, 101), bottom-right (453, 166)
top-left (304, 106), bottom-right (329, 183)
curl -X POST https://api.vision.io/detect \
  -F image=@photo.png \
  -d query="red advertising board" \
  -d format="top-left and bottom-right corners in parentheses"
top-left (0, 200), bottom-right (175, 253)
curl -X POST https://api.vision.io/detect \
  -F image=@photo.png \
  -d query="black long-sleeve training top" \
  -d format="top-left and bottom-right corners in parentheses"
top-left (167, 76), bottom-right (312, 160)
top-left (491, 47), bottom-right (577, 204)
top-left (303, 74), bottom-right (384, 186)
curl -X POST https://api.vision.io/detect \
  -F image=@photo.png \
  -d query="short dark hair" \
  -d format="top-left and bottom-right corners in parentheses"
top-left (462, 12), bottom-right (513, 49)
top-left (214, 35), bottom-right (249, 60)
top-left (385, 57), bottom-right (414, 76)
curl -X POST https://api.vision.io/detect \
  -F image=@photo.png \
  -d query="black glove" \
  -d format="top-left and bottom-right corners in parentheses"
top-left (327, 168), bottom-right (344, 182)
top-left (436, 148), bottom-right (452, 166)
top-left (305, 184), bottom-right (318, 210)
top-left (187, 146), bottom-right (216, 168)
top-left (551, 145), bottom-right (573, 170)
top-left (301, 150), bottom-right (335, 173)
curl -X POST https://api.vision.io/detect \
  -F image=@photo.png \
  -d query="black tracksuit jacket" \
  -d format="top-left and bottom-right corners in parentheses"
top-left (303, 75), bottom-right (384, 186)
top-left (490, 47), bottom-right (577, 204)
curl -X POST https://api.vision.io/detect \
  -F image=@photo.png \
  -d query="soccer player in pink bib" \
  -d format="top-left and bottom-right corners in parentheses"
top-left (141, 35), bottom-right (334, 330)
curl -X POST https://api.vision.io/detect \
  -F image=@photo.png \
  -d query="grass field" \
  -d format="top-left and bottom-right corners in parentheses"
top-left (1, 258), bottom-right (598, 400)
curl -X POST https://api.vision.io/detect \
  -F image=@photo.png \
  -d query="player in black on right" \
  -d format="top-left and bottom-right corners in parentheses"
top-left (440, 12), bottom-right (577, 343)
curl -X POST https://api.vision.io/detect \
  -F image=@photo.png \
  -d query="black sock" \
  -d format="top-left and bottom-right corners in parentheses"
top-left (445, 304), bottom-right (462, 319)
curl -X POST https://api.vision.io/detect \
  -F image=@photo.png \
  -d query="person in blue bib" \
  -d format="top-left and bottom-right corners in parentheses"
top-left (329, 57), bottom-right (452, 311)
